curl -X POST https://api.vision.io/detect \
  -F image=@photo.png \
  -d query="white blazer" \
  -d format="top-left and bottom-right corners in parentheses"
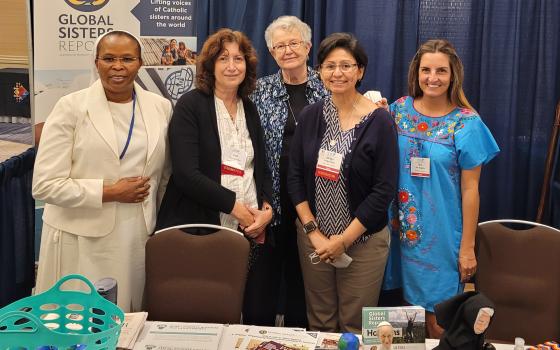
top-left (33, 80), bottom-right (172, 237)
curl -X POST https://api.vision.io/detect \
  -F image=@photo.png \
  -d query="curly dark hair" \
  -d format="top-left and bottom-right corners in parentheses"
top-left (196, 28), bottom-right (258, 98)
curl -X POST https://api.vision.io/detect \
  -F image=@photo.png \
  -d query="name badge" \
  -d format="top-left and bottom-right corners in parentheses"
top-left (221, 148), bottom-right (247, 177)
top-left (315, 148), bottom-right (343, 181)
top-left (410, 157), bottom-right (430, 178)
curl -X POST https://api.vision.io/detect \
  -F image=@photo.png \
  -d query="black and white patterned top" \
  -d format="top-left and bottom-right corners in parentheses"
top-left (315, 97), bottom-right (372, 244)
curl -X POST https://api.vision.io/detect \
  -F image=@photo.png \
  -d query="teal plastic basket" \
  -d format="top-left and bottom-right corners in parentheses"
top-left (0, 274), bottom-right (124, 350)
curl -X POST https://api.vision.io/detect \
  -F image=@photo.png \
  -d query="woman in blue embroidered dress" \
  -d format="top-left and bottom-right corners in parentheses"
top-left (288, 33), bottom-right (398, 333)
top-left (249, 16), bottom-right (329, 327)
top-left (387, 39), bottom-right (500, 337)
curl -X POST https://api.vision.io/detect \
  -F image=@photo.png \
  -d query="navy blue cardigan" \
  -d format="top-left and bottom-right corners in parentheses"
top-left (287, 100), bottom-right (398, 235)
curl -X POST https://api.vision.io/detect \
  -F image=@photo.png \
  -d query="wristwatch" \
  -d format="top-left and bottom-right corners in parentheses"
top-left (303, 220), bottom-right (318, 234)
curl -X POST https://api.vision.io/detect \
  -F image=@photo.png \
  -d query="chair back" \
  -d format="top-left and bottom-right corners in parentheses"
top-left (475, 220), bottom-right (560, 344)
top-left (145, 224), bottom-right (249, 323)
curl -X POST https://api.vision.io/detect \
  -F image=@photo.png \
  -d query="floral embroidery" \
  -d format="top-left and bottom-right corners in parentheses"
top-left (391, 96), bottom-right (481, 146)
top-left (397, 188), bottom-right (422, 247)
top-left (406, 230), bottom-right (418, 241)
top-left (407, 213), bottom-right (417, 225)
top-left (417, 122), bottom-right (428, 132)
top-left (399, 190), bottom-right (409, 203)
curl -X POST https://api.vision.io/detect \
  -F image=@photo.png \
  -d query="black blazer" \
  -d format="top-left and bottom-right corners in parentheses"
top-left (156, 89), bottom-right (273, 230)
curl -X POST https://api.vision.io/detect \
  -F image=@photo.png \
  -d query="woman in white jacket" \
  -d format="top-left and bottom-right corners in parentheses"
top-left (33, 30), bottom-right (172, 312)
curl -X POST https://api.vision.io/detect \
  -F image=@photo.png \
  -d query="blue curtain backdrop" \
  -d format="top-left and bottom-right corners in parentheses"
top-left (0, 148), bottom-right (35, 308)
top-left (195, 0), bottom-right (560, 225)
top-left (416, 0), bottom-right (560, 222)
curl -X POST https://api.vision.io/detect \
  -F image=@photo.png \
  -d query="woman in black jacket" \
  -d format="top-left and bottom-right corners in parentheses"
top-left (156, 29), bottom-right (273, 324)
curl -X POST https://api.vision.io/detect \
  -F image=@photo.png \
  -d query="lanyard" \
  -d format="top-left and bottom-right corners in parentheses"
top-left (119, 91), bottom-right (136, 160)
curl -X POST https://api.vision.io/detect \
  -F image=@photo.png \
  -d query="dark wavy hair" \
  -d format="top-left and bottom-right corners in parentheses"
top-left (317, 32), bottom-right (368, 88)
top-left (408, 39), bottom-right (474, 110)
top-left (196, 28), bottom-right (258, 98)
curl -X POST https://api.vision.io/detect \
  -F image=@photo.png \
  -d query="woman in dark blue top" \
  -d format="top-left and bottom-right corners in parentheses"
top-left (287, 32), bottom-right (398, 333)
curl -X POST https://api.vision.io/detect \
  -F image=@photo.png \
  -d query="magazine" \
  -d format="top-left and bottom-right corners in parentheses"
top-left (362, 306), bottom-right (425, 350)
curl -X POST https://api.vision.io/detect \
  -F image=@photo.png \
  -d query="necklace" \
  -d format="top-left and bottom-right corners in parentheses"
top-left (224, 98), bottom-right (238, 120)
top-left (287, 98), bottom-right (298, 125)
top-left (217, 97), bottom-right (239, 133)
top-left (337, 93), bottom-right (360, 131)
top-left (283, 73), bottom-right (308, 126)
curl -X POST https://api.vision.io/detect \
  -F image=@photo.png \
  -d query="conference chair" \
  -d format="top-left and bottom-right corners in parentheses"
top-left (144, 224), bottom-right (250, 324)
top-left (475, 220), bottom-right (560, 345)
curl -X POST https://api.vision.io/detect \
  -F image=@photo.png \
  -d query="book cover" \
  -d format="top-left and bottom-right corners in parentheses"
top-left (362, 306), bottom-right (425, 350)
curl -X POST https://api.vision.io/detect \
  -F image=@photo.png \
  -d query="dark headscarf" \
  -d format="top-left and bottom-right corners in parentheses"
top-left (434, 291), bottom-right (495, 350)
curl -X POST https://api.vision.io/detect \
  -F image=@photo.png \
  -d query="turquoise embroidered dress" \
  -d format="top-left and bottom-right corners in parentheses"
top-left (387, 96), bottom-right (500, 311)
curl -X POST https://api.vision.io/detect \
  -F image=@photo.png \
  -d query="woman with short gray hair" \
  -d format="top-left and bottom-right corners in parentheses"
top-left (249, 15), bottom-right (328, 327)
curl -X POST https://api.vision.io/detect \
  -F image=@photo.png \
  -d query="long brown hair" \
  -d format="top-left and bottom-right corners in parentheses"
top-left (196, 28), bottom-right (257, 98)
top-left (408, 39), bottom-right (474, 110)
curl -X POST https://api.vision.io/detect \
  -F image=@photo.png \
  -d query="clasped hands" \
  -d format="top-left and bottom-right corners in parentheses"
top-left (309, 231), bottom-right (346, 263)
top-left (232, 201), bottom-right (273, 241)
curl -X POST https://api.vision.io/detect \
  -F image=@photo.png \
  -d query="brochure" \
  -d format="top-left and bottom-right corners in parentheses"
top-left (133, 321), bottom-right (224, 350)
top-left (217, 324), bottom-right (316, 350)
top-left (117, 312), bottom-right (149, 349)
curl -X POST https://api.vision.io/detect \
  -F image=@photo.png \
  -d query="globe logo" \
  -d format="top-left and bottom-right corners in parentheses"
top-left (64, 0), bottom-right (110, 12)
top-left (165, 68), bottom-right (194, 100)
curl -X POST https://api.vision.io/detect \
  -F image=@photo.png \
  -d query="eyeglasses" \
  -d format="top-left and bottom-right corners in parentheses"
top-left (320, 63), bottom-right (358, 73)
top-left (272, 41), bottom-right (304, 53)
top-left (96, 56), bottom-right (140, 65)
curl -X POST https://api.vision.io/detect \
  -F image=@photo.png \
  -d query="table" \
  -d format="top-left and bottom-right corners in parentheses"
top-left (426, 338), bottom-right (515, 350)
top-left (131, 321), bottom-right (518, 350)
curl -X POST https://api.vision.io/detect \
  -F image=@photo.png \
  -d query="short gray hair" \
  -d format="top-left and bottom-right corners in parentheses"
top-left (264, 15), bottom-right (312, 49)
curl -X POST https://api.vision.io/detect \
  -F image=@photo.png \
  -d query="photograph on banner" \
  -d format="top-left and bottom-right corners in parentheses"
top-left (140, 37), bottom-right (197, 66)
top-left (32, 0), bottom-right (197, 124)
